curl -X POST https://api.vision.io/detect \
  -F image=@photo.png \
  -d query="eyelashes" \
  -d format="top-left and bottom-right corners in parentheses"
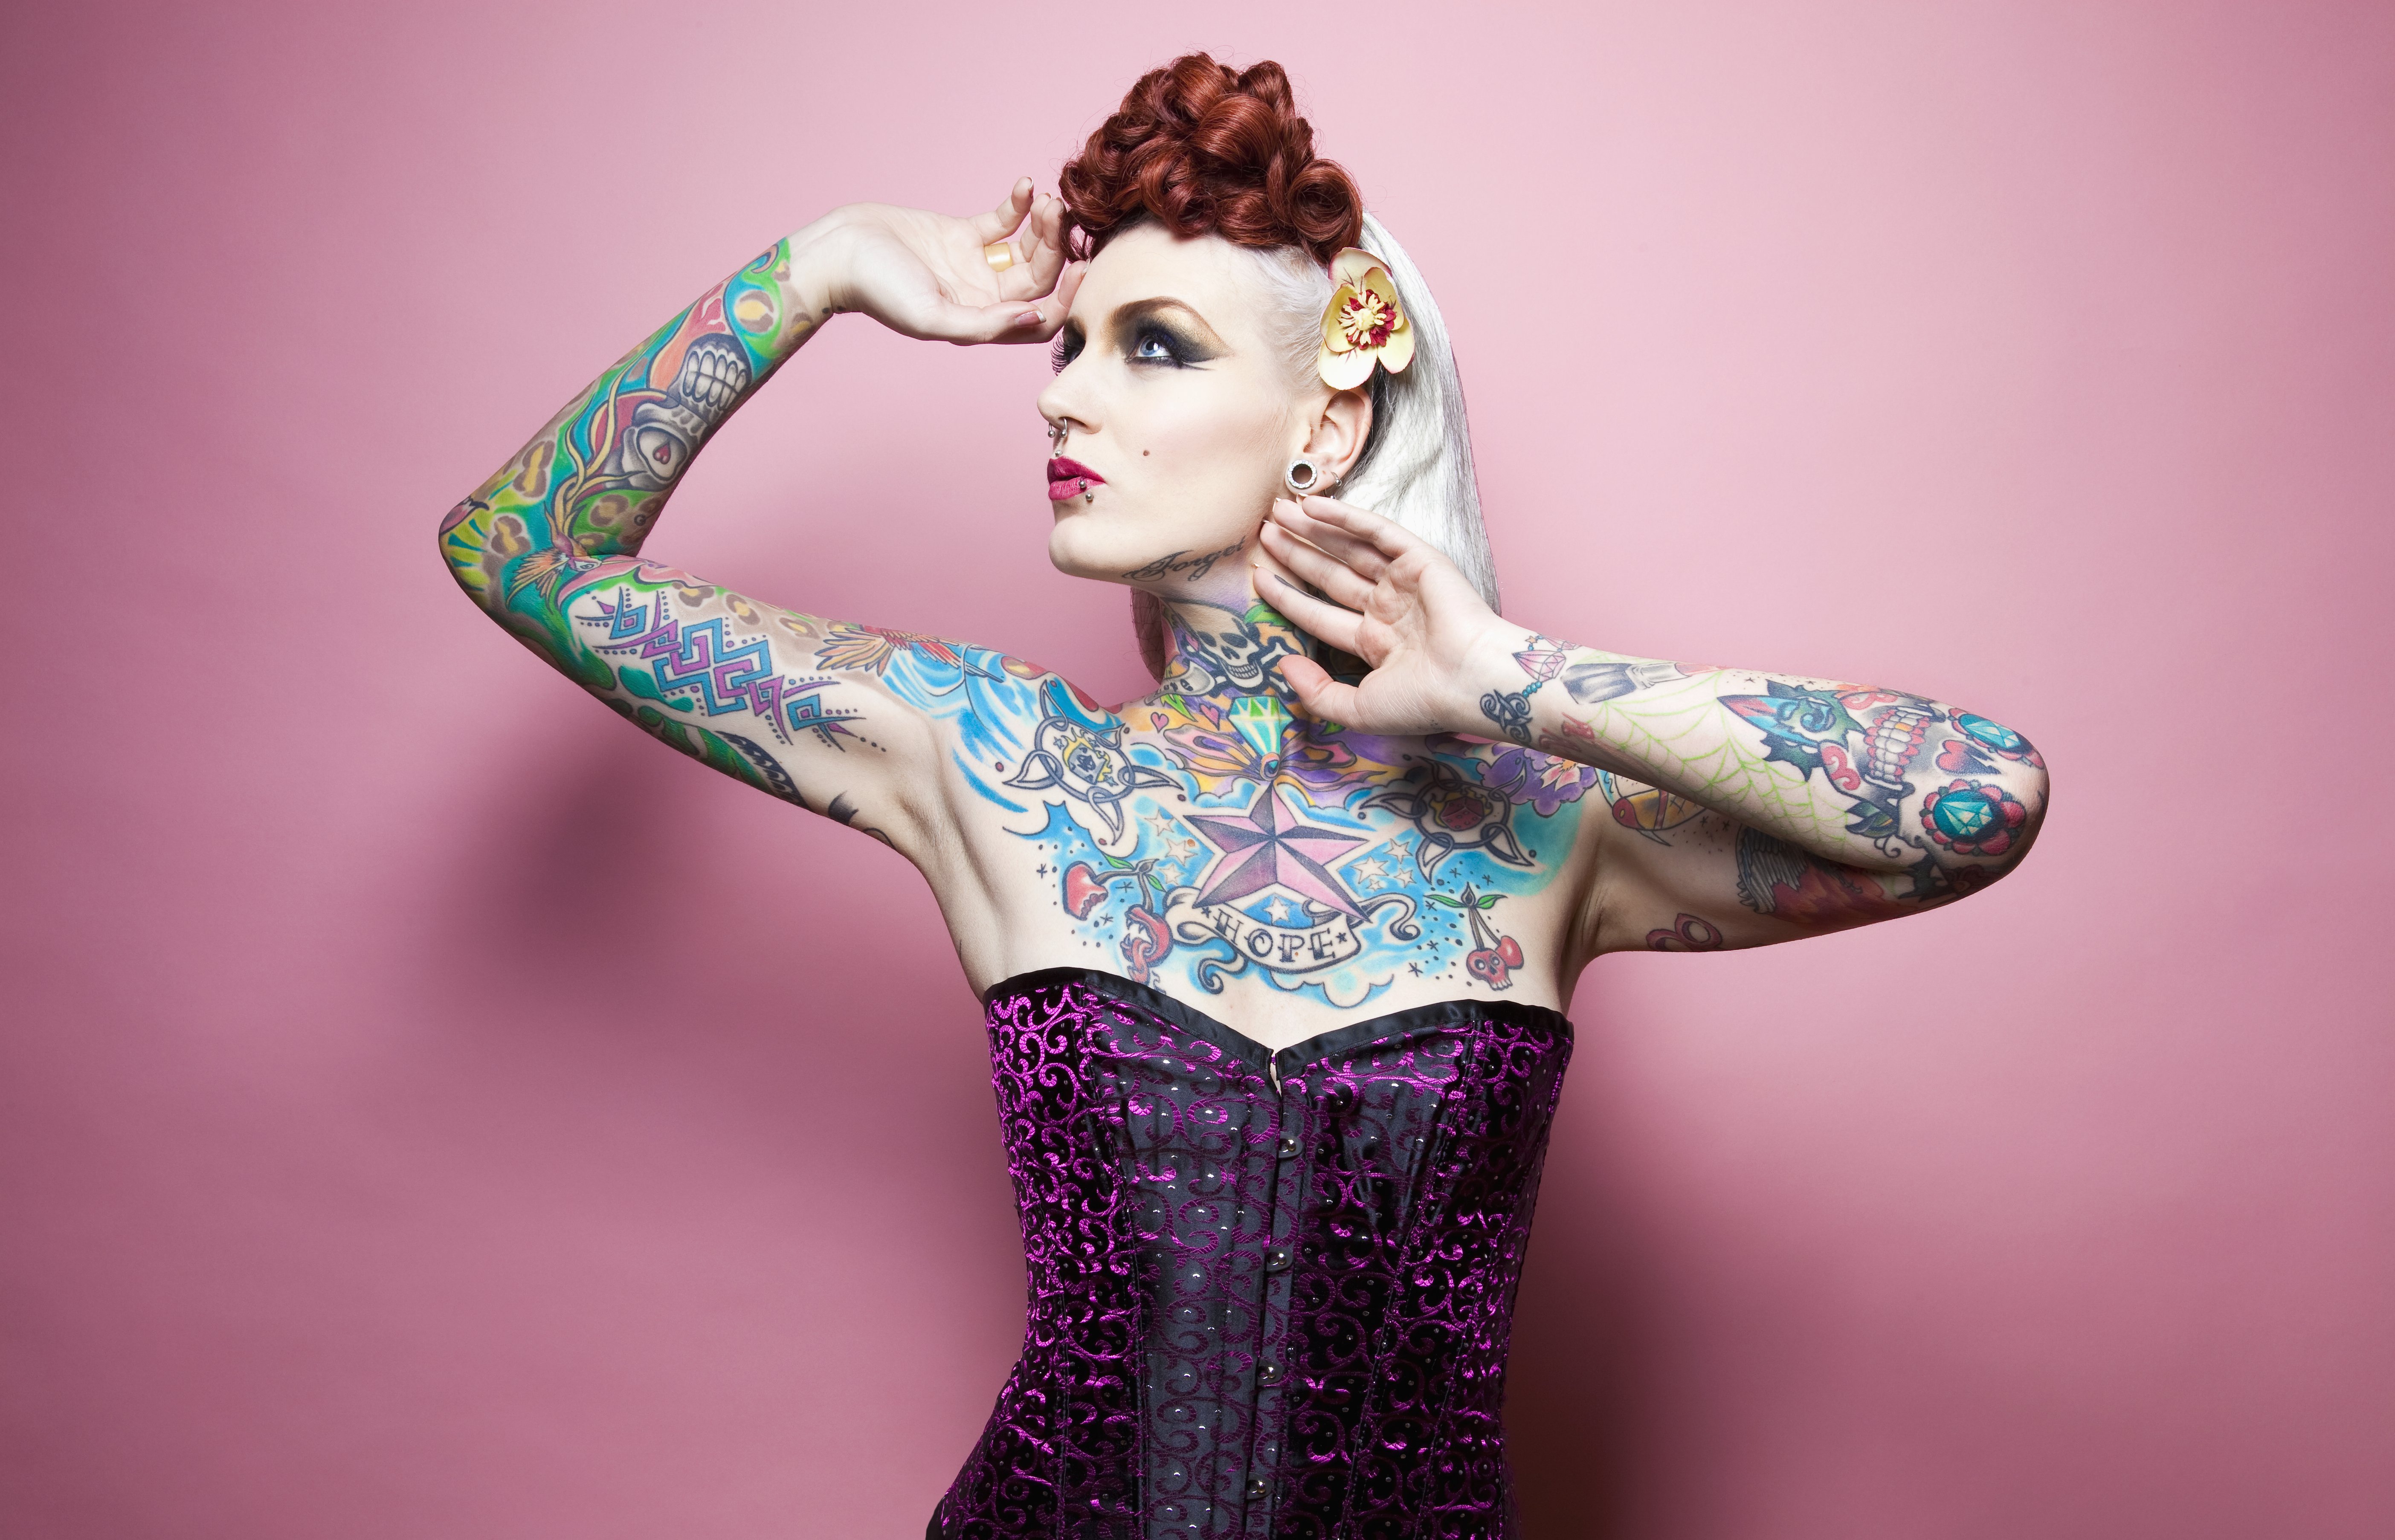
top-left (1048, 321), bottom-right (1208, 374)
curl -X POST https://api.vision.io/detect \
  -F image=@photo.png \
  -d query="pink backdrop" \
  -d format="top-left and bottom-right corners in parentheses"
top-left (5, 3), bottom-right (2389, 1535)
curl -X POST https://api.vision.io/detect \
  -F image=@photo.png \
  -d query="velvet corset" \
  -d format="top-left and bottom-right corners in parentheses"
top-left (933, 967), bottom-right (1574, 1540)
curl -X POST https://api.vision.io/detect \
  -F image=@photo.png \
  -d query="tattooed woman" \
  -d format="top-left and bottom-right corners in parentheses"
top-left (441, 54), bottom-right (2046, 1540)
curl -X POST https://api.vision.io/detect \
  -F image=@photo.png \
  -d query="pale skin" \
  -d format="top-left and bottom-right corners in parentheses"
top-left (441, 179), bottom-right (2048, 1051)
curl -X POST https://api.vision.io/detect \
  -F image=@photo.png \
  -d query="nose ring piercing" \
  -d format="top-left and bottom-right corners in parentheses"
top-left (1284, 455), bottom-right (1329, 497)
top-left (1047, 421), bottom-right (1068, 453)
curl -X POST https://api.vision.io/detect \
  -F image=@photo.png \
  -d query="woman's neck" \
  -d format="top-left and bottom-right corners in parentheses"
top-left (1153, 593), bottom-right (1313, 707)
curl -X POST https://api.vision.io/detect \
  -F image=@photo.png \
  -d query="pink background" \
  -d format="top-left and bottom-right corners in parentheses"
top-left (5, 3), bottom-right (2389, 1536)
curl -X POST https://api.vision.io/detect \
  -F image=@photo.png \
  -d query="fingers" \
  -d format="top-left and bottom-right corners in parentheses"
top-left (897, 293), bottom-right (1052, 344)
top-left (906, 258), bottom-right (1084, 346)
top-left (1258, 518), bottom-right (1377, 610)
top-left (1253, 559), bottom-right (1367, 655)
top-left (1289, 494), bottom-right (1421, 563)
top-left (1277, 655), bottom-right (1364, 721)
top-left (968, 178), bottom-right (1036, 243)
top-left (1267, 498), bottom-right (1390, 582)
top-left (1008, 191), bottom-right (1073, 296)
top-left (987, 190), bottom-right (1077, 302)
top-left (950, 179), bottom-right (1082, 332)
top-left (1045, 259), bottom-right (1089, 326)
top-left (998, 260), bottom-right (1086, 342)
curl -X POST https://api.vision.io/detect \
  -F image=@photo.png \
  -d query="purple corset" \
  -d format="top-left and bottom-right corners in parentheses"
top-left (934, 969), bottom-right (1574, 1540)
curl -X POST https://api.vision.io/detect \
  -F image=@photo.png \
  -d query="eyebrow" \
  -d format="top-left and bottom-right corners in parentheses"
top-left (1108, 296), bottom-right (1228, 351)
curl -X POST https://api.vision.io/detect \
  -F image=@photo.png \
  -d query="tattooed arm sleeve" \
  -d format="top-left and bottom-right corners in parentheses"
top-left (435, 239), bottom-right (968, 850)
top-left (1468, 636), bottom-right (2050, 954)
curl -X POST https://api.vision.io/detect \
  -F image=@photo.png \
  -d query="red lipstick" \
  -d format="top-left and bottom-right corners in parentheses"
top-left (1047, 456), bottom-right (1105, 503)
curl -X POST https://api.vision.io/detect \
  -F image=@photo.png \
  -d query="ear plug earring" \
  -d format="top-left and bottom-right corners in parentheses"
top-left (1284, 456), bottom-right (1331, 496)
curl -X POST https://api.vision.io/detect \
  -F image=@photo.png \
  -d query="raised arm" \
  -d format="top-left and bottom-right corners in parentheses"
top-left (438, 185), bottom-right (1084, 854)
top-left (1258, 496), bottom-right (2050, 955)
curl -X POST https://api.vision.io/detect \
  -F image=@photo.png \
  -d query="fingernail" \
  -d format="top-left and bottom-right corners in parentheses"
top-left (1015, 310), bottom-right (1042, 326)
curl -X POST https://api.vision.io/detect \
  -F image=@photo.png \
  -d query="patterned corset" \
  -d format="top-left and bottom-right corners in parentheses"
top-left (935, 968), bottom-right (1574, 1540)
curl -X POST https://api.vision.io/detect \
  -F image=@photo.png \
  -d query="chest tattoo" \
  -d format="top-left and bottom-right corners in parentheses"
top-left (973, 671), bottom-right (1596, 1010)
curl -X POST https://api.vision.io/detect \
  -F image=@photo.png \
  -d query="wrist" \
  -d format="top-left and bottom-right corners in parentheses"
top-left (777, 211), bottom-right (860, 331)
top-left (1450, 618), bottom-right (1542, 740)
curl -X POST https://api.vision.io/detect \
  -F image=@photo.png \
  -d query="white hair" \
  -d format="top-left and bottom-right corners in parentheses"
top-left (1240, 213), bottom-right (1501, 612)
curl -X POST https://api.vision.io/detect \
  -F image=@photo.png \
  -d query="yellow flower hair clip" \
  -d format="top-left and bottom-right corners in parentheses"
top-left (1316, 247), bottom-right (1415, 390)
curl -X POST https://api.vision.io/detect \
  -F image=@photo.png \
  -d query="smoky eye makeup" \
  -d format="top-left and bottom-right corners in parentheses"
top-left (1127, 319), bottom-right (1207, 368)
top-left (1112, 300), bottom-right (1224, 370)
top-left (1051, 301), bottom-right (1224, 374)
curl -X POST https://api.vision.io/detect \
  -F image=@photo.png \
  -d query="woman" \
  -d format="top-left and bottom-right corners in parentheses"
top-left (441, 54), bottom-right (2046, 1540)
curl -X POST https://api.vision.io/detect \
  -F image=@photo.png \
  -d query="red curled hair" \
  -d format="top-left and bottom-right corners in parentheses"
top-left (1059, 55), bottom-right (1363, 268)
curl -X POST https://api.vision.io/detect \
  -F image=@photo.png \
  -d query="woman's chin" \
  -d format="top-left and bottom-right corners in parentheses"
top-left (1045, 521), bottom-right (1129, 583)
top-left (1047, 514), bottom-right (1261, 594)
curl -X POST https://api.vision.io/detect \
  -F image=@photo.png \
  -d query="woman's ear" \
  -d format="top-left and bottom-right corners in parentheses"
top-left (1302, 388), bottom-right (1374, 484)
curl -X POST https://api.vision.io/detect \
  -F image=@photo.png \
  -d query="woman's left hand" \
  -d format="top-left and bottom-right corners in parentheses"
top-left (1255, 495), bottom-right (1516, 735)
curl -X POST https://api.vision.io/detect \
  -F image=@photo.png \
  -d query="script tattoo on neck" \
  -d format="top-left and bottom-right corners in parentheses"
top-left (1119, 537), bottom-right (1247, 584)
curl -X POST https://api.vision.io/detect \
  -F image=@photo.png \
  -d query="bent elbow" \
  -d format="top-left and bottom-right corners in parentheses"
top-left (436, 495), bottom-right (499, 612)
top-left (1936, 755), bottom-right (2049, 900)
top-left (2004, 754), bottom-right (2051, 867)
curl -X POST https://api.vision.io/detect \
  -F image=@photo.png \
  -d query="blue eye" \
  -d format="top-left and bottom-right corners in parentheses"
top-left (1129, 323), bottom-right (1197, 368)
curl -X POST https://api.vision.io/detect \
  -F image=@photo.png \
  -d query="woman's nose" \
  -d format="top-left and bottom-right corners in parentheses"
top-left (1035, 368), bottom-right (1093, 439)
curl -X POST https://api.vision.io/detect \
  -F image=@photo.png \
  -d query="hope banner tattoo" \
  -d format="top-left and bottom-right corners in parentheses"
top-left (986, 602), bottom-right (1588, 1010)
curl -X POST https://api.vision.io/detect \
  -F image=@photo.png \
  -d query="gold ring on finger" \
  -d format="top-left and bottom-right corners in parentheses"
top-left (983, 241), bottom-right (1018, 272)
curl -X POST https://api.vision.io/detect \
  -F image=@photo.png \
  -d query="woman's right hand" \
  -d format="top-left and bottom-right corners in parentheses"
top-left (799, 179), bottom-right (1086, 346)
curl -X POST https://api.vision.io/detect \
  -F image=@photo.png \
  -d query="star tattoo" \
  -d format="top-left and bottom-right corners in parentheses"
top-left (1185, 786), bottom-right (1365, 919)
